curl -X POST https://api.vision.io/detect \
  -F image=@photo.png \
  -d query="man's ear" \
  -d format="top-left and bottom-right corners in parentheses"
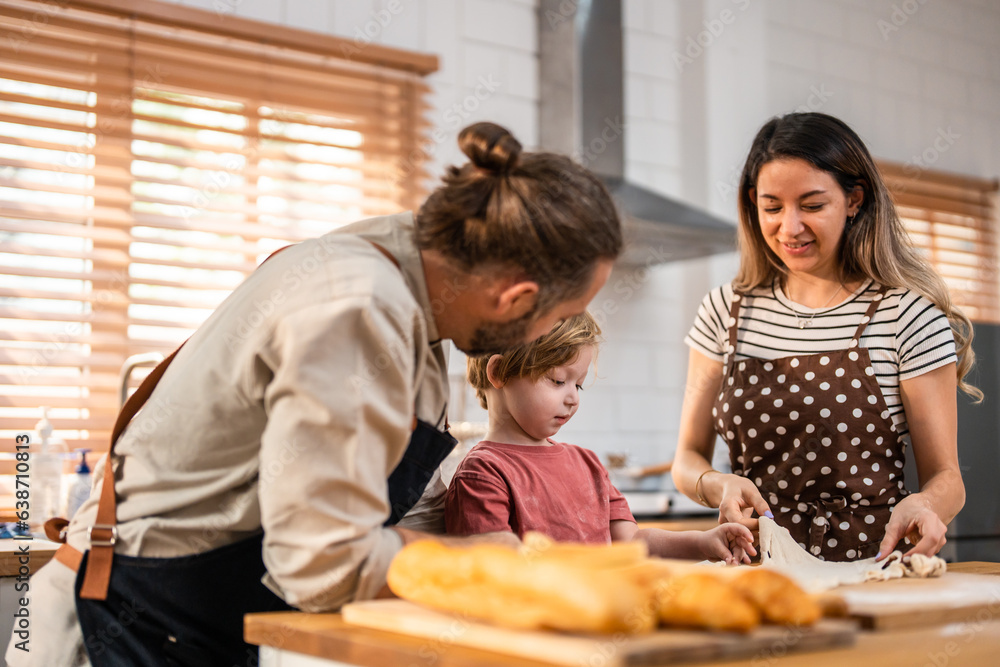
top-left (485, 354), bottom-right (506, 389)
top-left (495, 280), bottom-right (539, 321)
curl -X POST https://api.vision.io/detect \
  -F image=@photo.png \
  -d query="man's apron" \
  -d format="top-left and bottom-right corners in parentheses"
top-left (46, 242), bottom-right (457, 665)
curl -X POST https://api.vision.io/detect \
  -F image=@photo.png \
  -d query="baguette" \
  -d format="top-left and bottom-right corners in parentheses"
top-left (387, 540), bottom-right (658, 634)
top-left (656, 572), bottom-right (761, 633)
top-left (729, 568), bottom-right (822, 626)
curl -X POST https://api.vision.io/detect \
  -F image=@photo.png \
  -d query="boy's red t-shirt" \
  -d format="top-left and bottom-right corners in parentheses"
top-left (444, 439), bottom-right (635, 544)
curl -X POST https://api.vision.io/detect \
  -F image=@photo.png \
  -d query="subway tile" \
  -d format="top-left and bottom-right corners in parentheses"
top-left (463, 0), bottom-right (536, 53)
top-left (378, 0), bottom-right (422, 50)
top-left (617, 390), bottom-right (682, 433)
top-left (506, 51), bottom-right (539, 100)
top-left (462, 42), bottom-right (506, 90)
top-left (285, 1), bottom-right (330, 33)
top-left (768, 25), bottom-right (821, 71)
top-left (922, 67), bottom-right (968, 107)
top-left (623, 0), bottom-right (647, 32)
top-left (424, 0), bottom-right (460, 85)
top-left (648, 0), bottom-right (680, 39)
top-left (649, 79), bottom-right (680, 123)
top-left (331, 1), bottom-right (378, 39)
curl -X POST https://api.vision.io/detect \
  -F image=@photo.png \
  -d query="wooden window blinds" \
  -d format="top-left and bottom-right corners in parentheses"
top-left (0, 0), bottom-right (435, 454)
top-left (878, 161), bottom-right (1000, 325)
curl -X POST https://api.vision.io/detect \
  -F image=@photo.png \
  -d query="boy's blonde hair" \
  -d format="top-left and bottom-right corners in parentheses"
top-left (467, 312), bottom-right (601, 409)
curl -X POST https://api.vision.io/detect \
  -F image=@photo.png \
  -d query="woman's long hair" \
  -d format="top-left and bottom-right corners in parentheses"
top-left (735, 112), bottom-right (980, 400)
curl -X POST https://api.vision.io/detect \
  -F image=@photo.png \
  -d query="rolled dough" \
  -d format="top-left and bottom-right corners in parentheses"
top-left (756, 517), bottom-right (946, 593)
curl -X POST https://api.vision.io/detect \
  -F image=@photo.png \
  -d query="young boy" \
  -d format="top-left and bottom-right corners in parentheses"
top-left (446, 313), bottom-right (756, 564)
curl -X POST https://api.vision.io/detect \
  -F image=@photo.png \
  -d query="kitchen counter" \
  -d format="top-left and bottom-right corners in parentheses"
top-left (0, 538), bottom-right (57, 576)
top-left (247, 561), bottom-right (1000, 667)
top-left (637, 516), bottom-right (721, 532)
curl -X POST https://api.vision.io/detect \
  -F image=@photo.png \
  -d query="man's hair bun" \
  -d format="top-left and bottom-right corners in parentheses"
top-left (458, 122), bottom-right (522, 174)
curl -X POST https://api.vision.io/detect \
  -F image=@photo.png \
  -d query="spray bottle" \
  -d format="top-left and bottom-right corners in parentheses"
top-left (65, 448), bottom-right (92, 519)
top-left (29, 407), bottom-right (67, 531)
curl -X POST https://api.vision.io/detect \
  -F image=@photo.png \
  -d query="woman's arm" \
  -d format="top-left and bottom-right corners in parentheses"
top-left (876, 363), bottom-right (965, 558)
top-left (672, 348), bottom-right (725, 500)
top-left (672, 349), bottom-right (772, 529)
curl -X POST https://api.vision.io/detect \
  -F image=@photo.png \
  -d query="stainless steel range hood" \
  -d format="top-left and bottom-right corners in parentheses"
top-left (538, 0), bottom-right (736, 266)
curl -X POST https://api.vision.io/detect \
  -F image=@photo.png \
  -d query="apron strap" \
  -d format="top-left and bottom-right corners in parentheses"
top-left (79, 345), bottom-right (183, 599)
top-left (806, 495), bottom-right (848, 552)
top-left (724, 289), bottom-right (744, 366)
top-left (77, 240), bottom-right (405, 600)
top-left (55, 543), bottom-right (84, 572)
top-left (849, 283), bottom-right (889, 345)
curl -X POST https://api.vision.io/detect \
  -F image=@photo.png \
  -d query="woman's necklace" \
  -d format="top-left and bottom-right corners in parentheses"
top-left (789, 282), bottom-right (846, 329)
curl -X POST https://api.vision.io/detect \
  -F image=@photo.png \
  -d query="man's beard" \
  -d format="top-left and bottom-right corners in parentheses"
top-left (457, 311), bottom-right (535, 357)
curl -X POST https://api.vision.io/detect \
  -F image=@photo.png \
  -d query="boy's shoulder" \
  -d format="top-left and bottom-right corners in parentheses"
top-left (548, 441), bottom-right (605, 466)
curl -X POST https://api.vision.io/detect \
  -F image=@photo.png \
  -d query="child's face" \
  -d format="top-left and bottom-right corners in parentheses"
top-left (501, 346), bottom-right (594, 442)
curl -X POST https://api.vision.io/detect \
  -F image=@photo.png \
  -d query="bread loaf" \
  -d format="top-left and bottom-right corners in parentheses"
top-left (656, 572), bottom-right (761, 633)
top-left (387, 534), bottom-right (823, 635)
top-left (387, 539), bottom-right (657, 634)
top-left (730, 568), bottom-right (821, 626)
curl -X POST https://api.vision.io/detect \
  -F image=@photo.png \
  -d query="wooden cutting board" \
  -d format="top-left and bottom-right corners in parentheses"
top-left (836, 572), bottom-right (1000, 631)
top-left (342, 600), bottom-right (857, 667)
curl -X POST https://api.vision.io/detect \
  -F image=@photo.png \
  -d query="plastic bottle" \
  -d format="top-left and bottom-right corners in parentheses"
top-left (65, 448), bottom-right (92, 519)
top-left (29, 407), bottom-right (68, 531)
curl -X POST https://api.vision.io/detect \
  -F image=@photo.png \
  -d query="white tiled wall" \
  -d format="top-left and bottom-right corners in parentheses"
top-left (162, 0), bottom-right (1000, 481)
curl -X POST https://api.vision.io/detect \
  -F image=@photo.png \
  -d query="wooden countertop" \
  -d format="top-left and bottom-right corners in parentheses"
top-left (247, 561), bottom-right (1000, 667)
top-left (0, 538), bottom-right (58, 576)
top-left (638, 516), bottom-right (720, 532)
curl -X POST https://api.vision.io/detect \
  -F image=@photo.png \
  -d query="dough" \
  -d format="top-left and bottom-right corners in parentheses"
top-left (757, 517), bottom-right (946, 593)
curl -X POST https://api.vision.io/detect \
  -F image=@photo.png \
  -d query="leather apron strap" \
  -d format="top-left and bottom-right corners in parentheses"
top-left (79, 345), bottom-right (183, 600)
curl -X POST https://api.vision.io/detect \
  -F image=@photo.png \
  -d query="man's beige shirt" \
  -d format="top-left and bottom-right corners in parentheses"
top-left (15, 213), bottom-right (451, 666)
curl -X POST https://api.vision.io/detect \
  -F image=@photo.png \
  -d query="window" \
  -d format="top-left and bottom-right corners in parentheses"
top-left (878, 160), bottom-right (1000, 324)
top-left (0, 0), bottom-right (435, 454)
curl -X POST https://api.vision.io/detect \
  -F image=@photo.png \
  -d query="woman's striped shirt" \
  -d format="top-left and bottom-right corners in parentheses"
top-left (684, 280), bottom-right (957, 445)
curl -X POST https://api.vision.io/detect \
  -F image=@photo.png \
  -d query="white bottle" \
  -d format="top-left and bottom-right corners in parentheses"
top-left (65, 449), bottom-right (93, 519)
top-left (29, 407), bottom-right (67, 531)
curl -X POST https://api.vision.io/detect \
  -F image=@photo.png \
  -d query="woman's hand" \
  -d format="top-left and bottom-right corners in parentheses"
top-left (716, 473), bottom-right (774, 531)
top-left (875, 494), bottom-right (948, 560)
top-left (699, 523), bottom-right (757, 565)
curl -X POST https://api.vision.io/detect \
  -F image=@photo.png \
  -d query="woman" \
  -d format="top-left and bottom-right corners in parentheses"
top-left (20, 122), bottom-right (622, 667)
top-left (673, 112), bottom-right (978, 563)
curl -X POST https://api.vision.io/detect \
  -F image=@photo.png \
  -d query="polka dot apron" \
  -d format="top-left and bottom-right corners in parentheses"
top-left (714, 287), bottom-right (907, 561)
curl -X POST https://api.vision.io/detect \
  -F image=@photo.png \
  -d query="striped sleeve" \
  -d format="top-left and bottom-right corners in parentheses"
top-left (684, 284), bottom-right (732, 361)
top-left (894, 290), bottom-right (957, 381)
